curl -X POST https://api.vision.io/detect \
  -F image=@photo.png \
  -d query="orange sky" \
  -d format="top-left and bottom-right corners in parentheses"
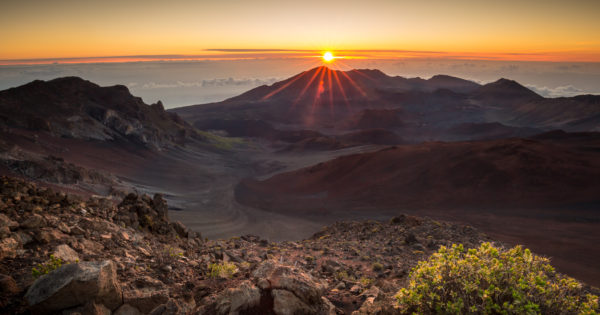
top-left (1, 0), bottom-right (599, 63)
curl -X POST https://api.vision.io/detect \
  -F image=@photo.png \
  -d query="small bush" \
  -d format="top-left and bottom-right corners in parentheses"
top-left (372, 262), bottom-right (384, 272)
top-left (335, 270), bottom-right (355, 281)
top-left (360, 277), bottom-right (373, 287)
top-left (395, 243), bottom-right (599, 314)
top-left (208, 262), bottom-right (238, 279)
top-left (32, 255), bottom-right (64, 279)
top-left (305, 255), bottom-right (315, 263)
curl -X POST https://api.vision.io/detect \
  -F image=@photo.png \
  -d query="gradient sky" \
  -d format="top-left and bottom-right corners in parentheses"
top-left (2, 0), bottom-right (600, 62)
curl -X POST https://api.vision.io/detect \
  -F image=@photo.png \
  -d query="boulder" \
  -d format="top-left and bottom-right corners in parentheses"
top-left (152, 194), bottom-right (169, 221)
top-left (170, 221), bottom-right (188, 238)
top-left (272, 289), bottom-right (314, 314)
top-left (214, 281), bottom-right (261, 314)
top-left (25, 260), bottom-right (122, 313)
top-left (0, 213), bottom-right (17, 237)
top-left (0, 273), bottom-right (20, 296)
top-left (62, 301), bottom-right (112, 315)
top-left (253, 261), bottom-right (327, 305)
top-left (149, 299), bottom-right (187, 315)
top-left (253, 261), bottom-right (335, 314)
top-left (205, 262), bottom-right (335, 314)
top-left (53, 244), bottom-right (79, 263)
top-left (0, 237), bottom-right (19, 259)
top-left (114, 304), bottom-right (142, 315)
top-left (0, 214), bottom-right (17, 229)
top-left (321, 259), bottom-right (343, 274)
top-left (20, 214), bottom-right (47, 229)
top-left (34, 229), bottom-right (67, 243)
top-left (123, 288), bottom-right (169, 314)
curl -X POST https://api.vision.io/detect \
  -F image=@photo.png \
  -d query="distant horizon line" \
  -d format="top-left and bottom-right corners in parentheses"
top-left (2, 49), bottom-right (600, 65)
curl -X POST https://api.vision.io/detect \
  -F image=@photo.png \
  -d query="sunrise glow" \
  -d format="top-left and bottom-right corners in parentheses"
top-left (1, 0), bottom-right (599, 64)
top-left (322, 52), bottom-right (334, 62)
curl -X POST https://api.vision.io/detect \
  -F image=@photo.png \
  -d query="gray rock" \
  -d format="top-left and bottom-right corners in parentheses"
top-left (170, 221), bottom-right (188, 238)
top-left (252, 261), bottom-right (335, 314)
top-left (15, 231), bottom-right (33, 246)
top-left (321, 259), bottom-right (343, 274)
top-left (149, 299), bottom-right (187, 315)
top-left (0, 213), bottom-right (18, 230)
top-left (0, 237), bottom-right (19, 259)
top-left (253, 261), bottom-right (326, 305)
top-left (20, 214), bottom-right (47, 229)
top-left (25, 260), bottom-right (122, 313)
top-left (0, 273), bottom-right (20, 295)
top-left (114, 304), bottom-right (142, 315)
top-left (53, 244), bottom-right (79, 263)
top-left (62, 301), bottom-right (111, 315)
top-left (0, 213), bottom-right (18, 237)
top-left (272, 289), bottom-right (314, 315)
top-left (215, 281), bottom-right (261, 314)
top-left (123, 288), bottom-right (169, 314)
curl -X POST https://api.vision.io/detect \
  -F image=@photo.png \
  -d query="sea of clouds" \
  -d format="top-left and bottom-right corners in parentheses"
top-left (1, 59), bottom-right (598, 108)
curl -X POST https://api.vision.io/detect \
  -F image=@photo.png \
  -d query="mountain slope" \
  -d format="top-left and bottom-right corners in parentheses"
top-left (236, 136), bottom-right (600, 211)
top-left (0, 77), bottom-right (199, 149)
top-left (171, 67), bottom-right (600, 141)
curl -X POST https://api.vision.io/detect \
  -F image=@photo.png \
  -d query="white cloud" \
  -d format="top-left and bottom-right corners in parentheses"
top-left (136, 77), bottom-right (279, 90)
top-left (526, 84), bottom-right (587, 98)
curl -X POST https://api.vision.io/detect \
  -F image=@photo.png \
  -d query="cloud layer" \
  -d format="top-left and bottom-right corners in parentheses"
top-left (132, 77), bottom-right (279, 90)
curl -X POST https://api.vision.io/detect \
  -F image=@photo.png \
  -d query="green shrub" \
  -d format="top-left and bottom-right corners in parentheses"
top-left (335, 270), bottom-right (355, 281)
top-left (372, 262), bottom-right (384, 272)
top-left (360, 277), bottom-right (373, 287)
top-left (305, 255), bottom-right (315, 263)
top-left (395, 243), bottom-right (599, 314)
top-left (31, 255), bottom-right (64, 279)
top-left (208, 262), bottom-right (238, 279)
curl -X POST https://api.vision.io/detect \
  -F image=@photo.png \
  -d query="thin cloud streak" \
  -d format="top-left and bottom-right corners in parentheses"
top-left (3, 49), bottom-right (600, 66)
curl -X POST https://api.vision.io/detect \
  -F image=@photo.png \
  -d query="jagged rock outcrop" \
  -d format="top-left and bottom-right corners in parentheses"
top-left (200, 261), bottom-right (335, 315)
top-left (0, 77), bottom-right (201, 150)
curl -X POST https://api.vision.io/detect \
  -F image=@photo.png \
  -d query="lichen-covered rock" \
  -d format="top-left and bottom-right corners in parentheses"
top-left (25, 260), bottom-right (122, 313)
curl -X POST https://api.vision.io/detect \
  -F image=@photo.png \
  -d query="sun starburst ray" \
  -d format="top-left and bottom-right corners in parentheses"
top-left (290, 66), bottom-right (324, 114)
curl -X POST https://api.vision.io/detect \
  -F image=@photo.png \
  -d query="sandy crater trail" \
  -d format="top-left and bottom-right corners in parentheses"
top-left (116, 142), bottom-right (381, 241)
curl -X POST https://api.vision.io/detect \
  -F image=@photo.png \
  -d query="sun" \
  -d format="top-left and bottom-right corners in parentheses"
top-left (322, 51), bottom-right (334, 62)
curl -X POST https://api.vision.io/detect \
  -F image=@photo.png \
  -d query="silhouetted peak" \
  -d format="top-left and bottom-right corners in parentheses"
top-left (488, 78), bottom-right (531, 90)
top-left (351, 68), bottom-right (389, 79)
top-left (476, 78), bottom-right (541, 98)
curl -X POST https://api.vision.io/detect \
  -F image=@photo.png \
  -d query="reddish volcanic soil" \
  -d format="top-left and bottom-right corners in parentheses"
top-left (237, 137), bottom-right (600, 212)
top-left (236, 136), bottom-right (600, 286)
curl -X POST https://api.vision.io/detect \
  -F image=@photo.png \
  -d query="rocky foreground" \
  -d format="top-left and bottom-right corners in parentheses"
top-left (0, 175), bottom-right (521, 314)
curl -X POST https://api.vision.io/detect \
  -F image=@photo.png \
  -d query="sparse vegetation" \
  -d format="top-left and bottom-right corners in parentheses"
top-left (208, 262), bottom-right (238, 279)
top-left (395, 243), bottom-right (599, 314)
top-left (31, 255), bottom-right (65, 279)
top-left (359, 277), bottom-right (373, 287)
top-left (372, 262), bottom-right (384, 272)
top-left (197, 130), bottom-right (245, 150)
top-left (335, 270), bottom-right (356, 281)
top-left (305, 255), bottom-right (315, 263)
